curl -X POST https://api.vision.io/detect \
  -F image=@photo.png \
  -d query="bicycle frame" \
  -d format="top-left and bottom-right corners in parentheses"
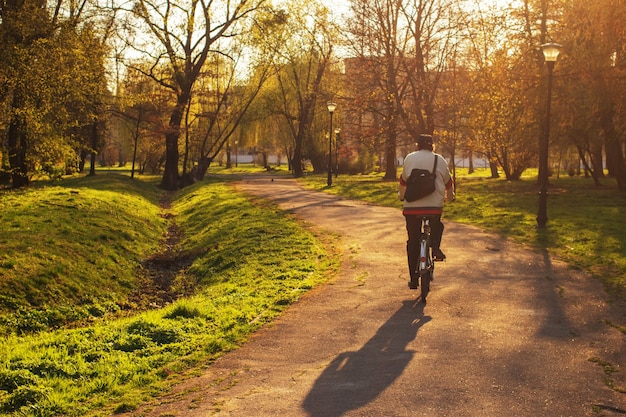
top-left (417, 217), bottom-right (434, 301)
top-left (418, 222), bottom-right (431, 272)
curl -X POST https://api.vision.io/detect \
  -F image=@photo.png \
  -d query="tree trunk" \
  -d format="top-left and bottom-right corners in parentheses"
top-left (194, 155), bottom-right (213, 181)
top-left (284, 145), bottom-right (293, 172)
top-left (161, 96), bottom-right (187, 190)
top-left (383, 131), bottom-right (397, 180)
top-left (489, 160), bottom-right (499, 178)
top-left (597, 96), bottom-right (626, 191)
top-left (292, 129), bottom-right (304, 177)
top-left (576, 145), bottom-right (601, 186)
top-left (293, 99), bottom-right (316, 178)
top-left (450, 148), bottom-right (456, 183)
top-left (89, 121), bottom-right (98, 176)
top-left (226, 144), bottom-right (232, 169)
top-left (131, 120), bottom-right (140, 179)
top-left (79, 151), bottom-right (87, 173)
top-left (590, 142), bottom-right (604, 178)
top-left (606, 137), bottom-right (626, 191)
top-left (7, 93), bottom-right (30, 188)
top-left (7, 119), bottom-right (29, 188)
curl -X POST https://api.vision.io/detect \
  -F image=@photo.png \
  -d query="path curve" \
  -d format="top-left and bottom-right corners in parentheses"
top-left (123, 175), bottom-right (625, 417)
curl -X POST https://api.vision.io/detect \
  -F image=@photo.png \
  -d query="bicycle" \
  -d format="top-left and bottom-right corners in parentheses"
top-left (408, 216), bottom-right (436, 303)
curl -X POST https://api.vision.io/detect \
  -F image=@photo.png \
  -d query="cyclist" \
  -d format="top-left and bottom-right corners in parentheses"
top-left (399, 134), bottom-right (455, 286)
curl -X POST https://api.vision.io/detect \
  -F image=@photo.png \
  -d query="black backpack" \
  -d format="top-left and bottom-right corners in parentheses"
top-left (404, 156), bottom-right (438, 202)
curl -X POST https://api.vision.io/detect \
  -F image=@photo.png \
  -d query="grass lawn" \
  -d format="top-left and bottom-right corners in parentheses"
top-left (298, 168), bottom-right (626, 297)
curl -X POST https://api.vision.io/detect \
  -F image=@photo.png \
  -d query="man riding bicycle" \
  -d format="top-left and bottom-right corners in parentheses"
top-left (398, 134), bottom-right (455, 287)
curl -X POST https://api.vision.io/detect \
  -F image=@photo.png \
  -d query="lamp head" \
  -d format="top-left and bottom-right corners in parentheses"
top-left (541, 43), bottom-right (562, 62)
top-left (327, 101), bottom-right (337, 113)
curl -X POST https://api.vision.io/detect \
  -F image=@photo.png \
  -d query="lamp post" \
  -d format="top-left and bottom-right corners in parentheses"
top-left (334, 128), bottom-right (340, 177)
top-left (536, 42), bottom-right (562, 229)
top-left (327, 102), bottom-right (337, 186)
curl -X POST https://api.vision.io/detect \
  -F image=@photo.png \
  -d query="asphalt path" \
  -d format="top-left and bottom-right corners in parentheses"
top-left (123, 175), bottom-right (626, 417)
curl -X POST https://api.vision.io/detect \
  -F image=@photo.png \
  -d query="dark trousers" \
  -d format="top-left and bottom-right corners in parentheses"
top-left (404, 214), bottom-right (444, 277)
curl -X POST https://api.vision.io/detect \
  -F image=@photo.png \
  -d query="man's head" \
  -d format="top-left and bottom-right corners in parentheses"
top-left (417, 134), bottom-right (434, 151)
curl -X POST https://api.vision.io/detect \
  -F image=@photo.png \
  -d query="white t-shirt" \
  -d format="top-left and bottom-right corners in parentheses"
top-left (400, 150), bottom-right (452, 214)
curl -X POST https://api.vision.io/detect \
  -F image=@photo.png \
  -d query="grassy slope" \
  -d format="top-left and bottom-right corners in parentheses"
top-left (0, 174), bottom-right (166, 333)
top-left (0, 173), bottom-right (335, 416)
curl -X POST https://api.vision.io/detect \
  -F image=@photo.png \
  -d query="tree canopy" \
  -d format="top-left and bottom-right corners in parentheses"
top-left (1, 0), bottom-right (625, 191)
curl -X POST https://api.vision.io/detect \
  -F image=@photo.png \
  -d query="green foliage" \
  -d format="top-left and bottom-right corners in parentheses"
top-left (0, 173), bottom-right (333, 416)
top-left (0, 0), bottom-right (110, 186)
top-left (299, 169), bottom-right (626, 294)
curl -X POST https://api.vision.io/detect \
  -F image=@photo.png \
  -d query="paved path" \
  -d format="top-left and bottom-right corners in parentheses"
top-left (124, 175), bottom-right (625, 417)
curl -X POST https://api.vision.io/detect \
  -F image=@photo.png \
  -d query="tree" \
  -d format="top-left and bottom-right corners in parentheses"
top-left (112, 67), bottom-right (171, 178)
top-left (1, 0), bottom-right (56, 187)
top-left (457, 0), bottom-right (556, 180)
top-left (469, 54), bottom-right (537, 180)
top-left (557, 0), bottom-right (626, 190)
top-left (245, 75), bottom-right (295, 170)
top-left (399, 0), bottom-right (465, 140)
top-left (125, 0), bottom-right (267, 190)
top-left (62, 25), bottom-right (110, 176)
top-left (1, 0), bottom-right (110, 186)
top-left (345, 0), bottom-right (464, 180)
top-left (260, 1), bottom-right (337, 178)
top-left (346, 0), bottom-right (406, 180)
top-left (434, 61), bottom-right (472, 182)
top-left (186, 32), bottom-right (277, 182)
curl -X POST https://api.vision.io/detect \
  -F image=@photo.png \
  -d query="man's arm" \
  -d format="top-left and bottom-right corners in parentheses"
top-left (398, 183), bottom-right (406, 201)
top-left (436, 155), bottom-right (455, 202)
top-left (398, 174), bottom-right (407, 201)
top-left (445, 177), bottom-right (455, 202)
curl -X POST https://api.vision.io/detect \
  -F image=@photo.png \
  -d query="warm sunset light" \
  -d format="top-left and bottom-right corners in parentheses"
top-left (2, 0), bottom-right (624, 413)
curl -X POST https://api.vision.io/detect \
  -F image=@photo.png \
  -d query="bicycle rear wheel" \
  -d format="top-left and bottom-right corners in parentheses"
top-left (420, 270), bottom-right (431, 301)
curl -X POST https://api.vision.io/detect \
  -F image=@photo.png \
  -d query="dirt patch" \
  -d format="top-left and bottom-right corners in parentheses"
top-left (128, 193), bottom-right (194, 310)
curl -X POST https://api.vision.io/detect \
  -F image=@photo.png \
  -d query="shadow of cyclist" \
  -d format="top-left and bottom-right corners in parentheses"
top-left (301, 299), bottom-right (431, 417)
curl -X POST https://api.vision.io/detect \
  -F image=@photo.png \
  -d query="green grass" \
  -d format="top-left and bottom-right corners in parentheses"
top-left (0, 174), bottom-right (166, 334)
top-left (0, 173), bottom-right (335, 416)
top-left (299, 168), bottom-right (626, 296)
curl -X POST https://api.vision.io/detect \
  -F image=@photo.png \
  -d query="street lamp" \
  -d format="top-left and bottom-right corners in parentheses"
top-left (327, 102), bottom-right (337, 186)
top-left (334, 128), bottom-right (341, 177)
top-left (537, 42), bottom-right (562, 229)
